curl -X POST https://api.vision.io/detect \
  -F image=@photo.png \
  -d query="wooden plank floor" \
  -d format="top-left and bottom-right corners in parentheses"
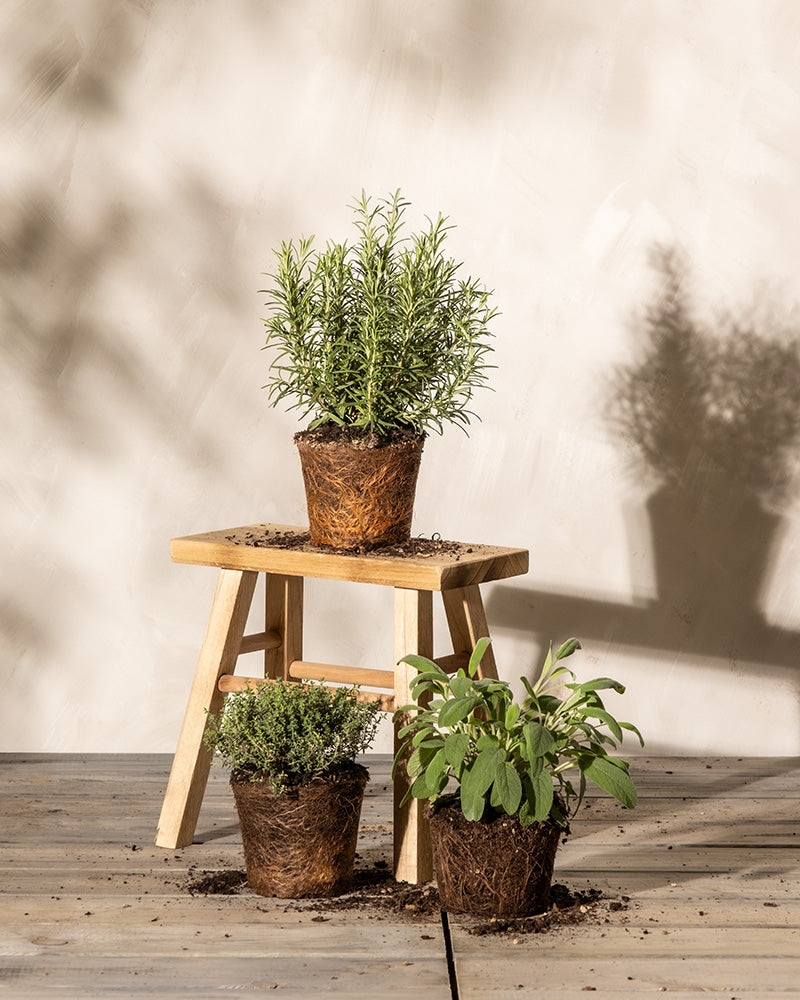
top-left (1, 755), bottom-right (799, 998)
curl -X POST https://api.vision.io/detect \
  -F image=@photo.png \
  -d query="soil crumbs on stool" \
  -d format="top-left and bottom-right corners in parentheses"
top-left (181, 863), bottom-right (622, 936)
top-left (224, 527), bottom-right (470, 560)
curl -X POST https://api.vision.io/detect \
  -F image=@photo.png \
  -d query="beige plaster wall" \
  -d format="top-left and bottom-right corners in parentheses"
top-left (4, 0), bottom-right (800, 755)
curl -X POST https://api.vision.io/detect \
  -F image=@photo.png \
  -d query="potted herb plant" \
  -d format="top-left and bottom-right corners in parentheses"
top-left (393, 637), bottom-right (643, 918)
top-left (204, 679), bottom-right (381, 898)
top-left (260, 190), bottom-right (497, 550)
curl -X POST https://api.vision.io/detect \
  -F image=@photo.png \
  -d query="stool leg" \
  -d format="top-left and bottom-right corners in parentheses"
top-left (156, 569), bottom-right (258, 849)
top-left (442, 584), bottom-right (499, 679)
top-left (264, 573), bottom-right (303, 680)
top-left (393, 587), bottom-right (434, 884)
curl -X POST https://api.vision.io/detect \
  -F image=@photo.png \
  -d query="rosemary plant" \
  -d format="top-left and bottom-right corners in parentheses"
top-left (260, 190), bottom-right (497, 439)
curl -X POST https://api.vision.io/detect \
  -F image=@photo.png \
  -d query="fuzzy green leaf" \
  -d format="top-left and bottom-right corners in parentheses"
top-left (409, 772), bottom-right (433, 799)
top-left (444, 733), bottom-right (471, 768)
top-left (438, 695), bottom-right (480, 727)
top-left (449, 674), bottom-right (474, 699)
top-left (620, 720), bottom-right (645, 746)
top-left (504, 702), bottom-right (520, 730)
top-left (581, 756), bottom-right (638, 809)
top-left (530, 768), bottom-right (554, 821)
top-left (568, 677), bottom-right (626, 696)
top-left (460, 785), bottom-right (486, 822)
top-left (462, 747), bottom-right (504, 799)
top-left (578, 708), bottom-right (623, 742)
top-left (467, 637), bottom-right (493, 677)
top-left (401, 653), bottom-right (444, 676)
top-left (406, 744), bottom-right (440, 778)
top-left (408, 749), bottom-right (448, 799)
top-left (425, 747), bottom-right (448, 785)
top-left (405, 747), bottom-right (424, 778)
top-left (519, 770), bottom-right (553, 826)
top-left (492, 761), bottom-right (522, 815)
top-left (524, 721), bottom-right (555, 759)
top-left (411, 730), bottom-right (443, 748)
top-left (554, 638), bottom-right (582, 661)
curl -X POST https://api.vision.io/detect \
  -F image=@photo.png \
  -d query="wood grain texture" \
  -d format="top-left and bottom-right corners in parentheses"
top-left (392, 588), bottom-right (434, 885)
top-left (161, 531), bottom-right (520, 875)
top-left (237, 629), bottom-right (281, 655)
top-left (2, 755), bottom-right (800, 998)
top-left (170, 524), bottom-right (528, 592)
top-left (288, 661), bottom-right (396, 689)
top-left (441, 585), bottom-right (498, 678)
top-left (217, 673), bottom-right (395, 711)
top-left (155, 570), bottom-right (257, 850)
top-left (264, 573), bottom-right (303, 680)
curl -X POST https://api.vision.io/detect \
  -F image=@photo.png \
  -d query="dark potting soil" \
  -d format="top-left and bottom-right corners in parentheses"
top-left (184, 868), bottom-right (248, 896)
top-left (180, 861), bottom-right (623, 936)
top-left (223, 526), bottom-right (470, 560)
top-left (428, 797), bottom-right (563, 919)
top-left (294, 423), bottom-right (422, 450)
top-left (230, 764), bottom-right (368, 899)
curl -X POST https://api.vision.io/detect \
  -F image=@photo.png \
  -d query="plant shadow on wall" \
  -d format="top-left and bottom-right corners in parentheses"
top-left (1, 5), bottom-right (284, 675)
top-left (488, 246), bottom-right (800, 748)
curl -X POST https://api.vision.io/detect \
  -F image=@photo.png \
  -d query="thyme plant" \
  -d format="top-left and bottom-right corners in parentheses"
top-left (205, 680), bottom-right (382, 794)
top-left (260, 190), bottom-right (497, 439)
top-left (394, 638), bottom-right (643, 826)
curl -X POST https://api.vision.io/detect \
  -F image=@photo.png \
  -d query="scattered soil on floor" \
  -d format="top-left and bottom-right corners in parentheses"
top-left (467, 884), bottom-right (609, 937)
top-left (180, 862), bottom-right (623, 936)
top-left (223, 526), bottom-right (470, 560)
top-left (184, 868), bottom-right (248, 896)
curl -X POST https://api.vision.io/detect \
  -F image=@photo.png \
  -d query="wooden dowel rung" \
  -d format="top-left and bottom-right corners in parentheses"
top-left (288, 661), bottom-right (395, 690)
top-left (218, 674), bottom-right (262, 693)
top-left (217, 674), bottom-right (393, 711)
top-left (238, 629), bottom-right (282, 655)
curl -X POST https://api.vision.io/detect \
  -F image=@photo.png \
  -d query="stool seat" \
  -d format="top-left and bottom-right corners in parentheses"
top-left (170, 523), bottom-right (527, 590)
top-left (156, 523), bottom-right (528, 883)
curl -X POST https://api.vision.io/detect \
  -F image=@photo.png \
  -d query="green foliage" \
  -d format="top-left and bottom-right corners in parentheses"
top-left (260, 190), bottom-right (497, 439)
top-left (393, 638), bottom-right (643, 827)
top-left (205, 681), bottom-right (382, 794)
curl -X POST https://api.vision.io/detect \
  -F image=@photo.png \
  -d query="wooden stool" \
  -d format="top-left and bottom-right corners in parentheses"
top-left (155, 524), bottom-right (528, 884)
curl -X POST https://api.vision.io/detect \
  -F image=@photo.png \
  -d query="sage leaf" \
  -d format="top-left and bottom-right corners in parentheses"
top-left (444, 732), bottom-right (470, 768)
top-left (438, 695), bottom-right (480, 727)
top-left (569, 677), bottom-right (626, 695)
top-left (492, 761), bottom-right (522, 815)
top-left (449, 675), bottom-right (474, 699)
top-left (463, 746), bottom-right (503, 798)
top-left (579, 708), bottom-right (623, 742)
top-left (620, 720), bottom-right (645, 746)
top-left (554, 637), bottom-right (582, 661)
top-left (406, 747), bottom-right (424, 778)
top-left (401, 653), bottom-right (441, 674)
top-left (530, 768), bottom-right (554, 821)
top-left (505, 702), bottom-right (520, 730)
top-left (467, 636), bottom-right (493, 677)
top-left (460, 786), bottom-right (486, 822)
top-left (524, 721), bottom-right (555, 758)
top-left (581, 756), bottom-right (637, 809)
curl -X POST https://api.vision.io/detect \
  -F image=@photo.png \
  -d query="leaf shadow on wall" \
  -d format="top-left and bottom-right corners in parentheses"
top-left (487, 246), bottom-right (800, 747)
top-left (0, 4), bottom-right (275, 676)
